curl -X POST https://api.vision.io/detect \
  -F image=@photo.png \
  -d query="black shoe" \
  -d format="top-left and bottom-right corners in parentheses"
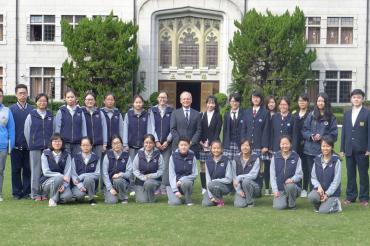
top-left (89, 199), bottom-right (97, 206)
top-left (288, 206), bottom-right (297, 210)
top-left (13, 196), bottom-right (22, 200)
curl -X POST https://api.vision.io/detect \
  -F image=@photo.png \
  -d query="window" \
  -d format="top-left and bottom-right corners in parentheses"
top-left (179, 28), bottom-right (199, 69)
top-left (29, 15), bottom-right (55, 41)
top-left (30, 67), bottom-right (55, 99)
top-left (60, 68), bottom-right (69, 97)
top-left (159, 32), bottom-right (172, 68)
top-left (0, 15), bottom-right (3, 41)
top-left (307, 70), bottom-right (320, 102)
top-left (205, 32), bottom-right (218, 68)
top-left (324, 71), bottom-right (352, 103)
top-left (306, 17), bottom-right (321, 44)
top-left (327, 17), bottom-right (353, 44)
top-left (61, 15), bottom-right (85, 28)
top-left (0, 67), bottom-right (3, 89)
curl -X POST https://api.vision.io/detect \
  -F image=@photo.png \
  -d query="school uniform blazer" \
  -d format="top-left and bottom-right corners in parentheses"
top-left (341, 107), bottom-right (370, 156)
top-left (241, 107), bottom-right (270, 150)
top-left (200, 111), bottom-right (222, 143)
top-left (170, 108), bottom-right (202, 152)
top-left (222, 109), bottom-right (245, 147)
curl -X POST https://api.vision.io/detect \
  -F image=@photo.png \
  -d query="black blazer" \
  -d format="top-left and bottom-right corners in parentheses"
top-left (222, 109), bottom-right (246, 147)
top-left (341, 107), bottom-right (370, 155)
top-left (170, 107), bottom-right (202, 152)
top-left (200, 111), bottom-right (222, 143)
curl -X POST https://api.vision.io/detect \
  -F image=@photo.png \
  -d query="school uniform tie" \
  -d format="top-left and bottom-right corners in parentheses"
top-left (232, 112), bottom-right (236, 121)
top-left (253, 109), bottom-right (256, 118)
top-left (185, 109), bottom-right (189, 124)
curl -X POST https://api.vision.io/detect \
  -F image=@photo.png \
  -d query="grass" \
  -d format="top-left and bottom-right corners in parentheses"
top-left (1, 131), bottom-right (370, 245)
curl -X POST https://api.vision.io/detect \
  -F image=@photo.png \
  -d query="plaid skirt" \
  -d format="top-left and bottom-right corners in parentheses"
top-left (223, 141), bottom-right (240, 160)
top-left (252, 149), bottom-right (272, 161)
top-left (199, 150), bottom-right (211, 162)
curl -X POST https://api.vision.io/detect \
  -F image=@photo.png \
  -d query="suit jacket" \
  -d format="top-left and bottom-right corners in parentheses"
top-left (200, 111), bottom-right (222, 143)
top-left (341, 107), bottom-right (370, 155)
top-left (241, 107), bottom-right (270, 150)
top-left (170, 107), bottom-right (202, 152)
top-left (222, 109), bottom-right (246, 147)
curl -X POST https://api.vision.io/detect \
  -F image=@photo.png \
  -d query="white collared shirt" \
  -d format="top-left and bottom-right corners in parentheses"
top-left (352, 106), bottom-right (362, 126)
top-left (206, 110), bottom-right (214, 126)
top-left (183, 107), bottom-right (190, 119)
top-left (230, 108), bottom-right (239, 120)
top-left (252, 106), bottom-right (260, 114)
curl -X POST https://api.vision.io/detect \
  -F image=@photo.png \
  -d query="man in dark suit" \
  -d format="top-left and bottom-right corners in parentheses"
top-left (170, 91), bottom-right (202, 158)
top-left (340, 89), bottom-right (370, 207)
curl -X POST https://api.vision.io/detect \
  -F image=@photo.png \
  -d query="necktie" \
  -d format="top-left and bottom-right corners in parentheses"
top-left (253, 109), bottom-right (256, 118)
top-left (185, 110), bottom-right (189, 124)
top-left (232, 112), bottom-right (236, 121)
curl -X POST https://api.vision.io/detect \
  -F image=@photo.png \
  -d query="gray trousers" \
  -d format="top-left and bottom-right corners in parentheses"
top-left (234, 179), bottom-right (261, 208)
top-left (166, 180), bottom-right (194, 205)
top-left (65, 143), bottom-right (81, 156)
top-left (92, 145), bottom-right (104, 160)
top-left (128, 148), bottom-right (139, 192)
top-left (104, 178), bottom-right (129, 204)
top-left (41, 176), bottom-right (73, 203)
top-left (135, 179), bottom-right (161, 203)
top-left (202, 181), bottom-right (232, 206)
top-left (71, 177), bottom-right (97, 201)
top-left (0, 151), bottom-right (7, 196)
top-left (273, 183), bottom-right (301, 210)
top-left (160, 147), bottom-right (172, 187)
top-left (308, 190), bottom-right (341, 214)
top-left (29, 150), bottom-right (43, 199)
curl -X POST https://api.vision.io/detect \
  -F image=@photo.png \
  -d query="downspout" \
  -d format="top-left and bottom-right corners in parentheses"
top-left (15, 0), bottom-right (19, 85)
top-left (365, 0), bottom-right (369, 98)
top-left (132, 0), bottom-right (137, 97)
top-left (244, 0), bottom-right (247, 15)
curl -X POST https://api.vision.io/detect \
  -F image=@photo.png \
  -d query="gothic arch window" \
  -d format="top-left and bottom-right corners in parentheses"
top-left (179, 28), bottom-right (199, 69)
top-left (159, 31), bottom-right (172, 68)
top-left (205, 31), bottom-right (218, 69)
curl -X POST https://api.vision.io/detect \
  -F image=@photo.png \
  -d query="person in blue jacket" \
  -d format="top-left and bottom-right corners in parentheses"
top-left (9, 84), bottom-right (34, 199)
top-left (0, 88), bottom-right (15, 202)
top-left (82, 91), bottom-right (107, 159)
top-left (340, 89), bottom-right (370, 206)
top-left (24, 93), bottom-right (54, 201)
top-left (55, 89), bottom-right (87, 156)
top-left (302, 92), bottom-right (338, 192)
top-left (308, 136), bottom-right (342, 213)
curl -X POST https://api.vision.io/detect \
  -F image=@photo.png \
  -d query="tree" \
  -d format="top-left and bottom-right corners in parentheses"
top-left (61, 13), bottom-right (140, 111)
top-left (228, 7), bottom-right (317, 107)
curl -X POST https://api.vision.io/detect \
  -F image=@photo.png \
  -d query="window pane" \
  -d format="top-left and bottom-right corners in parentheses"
top-left (341, 27), bottom-right (353, 44)
top-left (327, 27), bottom-right (339, 44)
top-left (44, 15), bottom-right (55, 23)
top-left (61, 15), bottom-right (73, 24)
top-left (61, 77), bottom-right (69, 98)
top-left (43, 67), bottom-right (55, 76)
top-left (44, 25), bottom-right (55, 41)
top-left (340, 71), bottom-right (352, 79)
top-left (0, 77), bottom-right (3, 90)
top-left (0, 15), bottom-right (3, 23)
top-left (308, 17), bottom-right (321, 25)
top-left (307, 27), bottom-right (320, 44)
top-left (326, 71), bottom-right (338, 79)
top-left (339, 81), bottom-right (351, 103)
top-left (325, 81), bottom-right (338, 103)
top-left (0, 24), bottom-right (3, 41)
top-left (30, 24), bottom-right (42, 41)
top-left (327, 17), bottom-right (339, 26)
top-left (0, 67), bottom-right (2, 75)
top-left (75, 15), bottom-right (86, 23)
top-left (341, 17), bottom-right (353, 26)
top-left (44, 78), bottom-right (55, 99)
top-left (31, 15), bottom-right (42, 23)
top-left (179, 28), bottom-right (199, 68)
top-left (206, 33), bottom-right (218, 68)
top-left (30, 67), bottom-right (42, 76)
top-left (30, 77), bottom-right (42, 98)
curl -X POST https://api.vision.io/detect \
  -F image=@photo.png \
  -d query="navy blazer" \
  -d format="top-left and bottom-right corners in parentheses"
top-left (270, 112), bottom-right (294, 152)
top-left (241, 107), bottom-right (270, 150)
top-left (341, 107), bottom-right (370, 155)
top-left (222, 109), bottom-right (246, 147)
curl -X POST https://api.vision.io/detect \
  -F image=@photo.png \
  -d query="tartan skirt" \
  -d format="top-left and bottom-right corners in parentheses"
top-left (223, 141), bottom-right (240, 160)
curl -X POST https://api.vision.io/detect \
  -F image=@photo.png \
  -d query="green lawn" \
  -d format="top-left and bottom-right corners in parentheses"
top-left (1, 131), bottom-right (370, 245)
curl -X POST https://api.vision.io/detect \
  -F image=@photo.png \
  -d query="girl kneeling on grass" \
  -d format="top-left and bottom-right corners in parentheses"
top-left (167, 137), bottom-right (198, 206)
top-left (102, 135), bottom-right (132, 204)
top-left (71, 137), bottom-right (100, 206)
top-left (270, 136), bottom-right (303, 210)
top-left (40, 133), bottom-right (73, 207)
top-left (308, 136), bottom-right (342, 213)
top-left (132, 134), bottom-right (164, 203)
top-left (202, 140), bottom-right (233, 207)
top-left (233, 139), bottom-right (262, 208)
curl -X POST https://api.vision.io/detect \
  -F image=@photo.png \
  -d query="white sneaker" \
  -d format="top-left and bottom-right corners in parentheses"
top-left (186, 203), bottom-right (194, 206)
top-left (337, 199), bottom-right (342, 212)
top-left (121, 200), bottom-right (128, 204)
top-left (48, 199), bottom-right (57, 207)
top-left (300, 190), bottom-right (308, 198)
top-left (264, 189), bottom-right (270, 196)
top-left (129, 191), bottom-right (135, 197)
top-left (201, 189), bottom-right (207, 195)
top-left (0, 196), bottom-right (3, 202)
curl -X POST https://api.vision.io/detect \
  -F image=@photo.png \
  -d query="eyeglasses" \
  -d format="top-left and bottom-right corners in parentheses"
top-left (112, 141), bottom-right (122, 145)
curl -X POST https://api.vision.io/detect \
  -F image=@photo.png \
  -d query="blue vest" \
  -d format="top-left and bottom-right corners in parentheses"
top-left (127, 109), bottom-right (149, 148)
top-left (73, 152), bottom-right (99, 176)
top-left (234, 153), bottom-right (262, 188)
top-left (172, 151), bottom-right (195, 181)
top-left (314, 155), bottom-right (341, 197)
top-left (273, 151), bottom-right (301, 191)
top-left (134, 149), bottom-right (162, 186)
top-left (106, 149), bottom-right (130, 182)
top-left (9, 103), bottom-right (34, 149)
top-left (60, 106), bottom-right (84, 144)
top-left (102, 108), bottom-right (121, 147)
top-left (28, 110), bottom-right (54, 151)
top-left (40, 149), bottom-right (69, 184)
top-left (205, 155), bottom-right (229, 180)
top-left (151, 106), bottom-right (173, 143)
top-left (82, 107), bottom-right (104, 146)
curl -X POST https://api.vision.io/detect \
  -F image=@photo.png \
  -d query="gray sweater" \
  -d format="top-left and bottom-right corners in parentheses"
top-left (102, 151), bottom-right (132, 191)
top-left (168, 151), bottom-right (198, 193)
top-left (71, 152), bottom-right (101, 189)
